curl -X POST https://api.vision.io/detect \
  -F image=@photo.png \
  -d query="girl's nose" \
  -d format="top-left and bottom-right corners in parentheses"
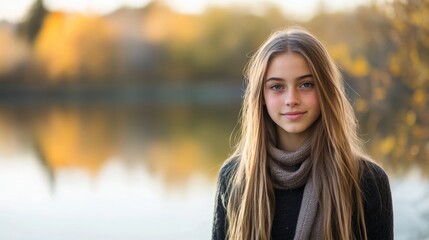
top-left (285, 89), bottom-right (299, 107)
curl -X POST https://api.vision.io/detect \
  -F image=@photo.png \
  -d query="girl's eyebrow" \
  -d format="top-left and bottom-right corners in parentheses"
top-left (265, 74), bottom-right (313, 82)
top-left (296, 74), bottom-right (313, 81)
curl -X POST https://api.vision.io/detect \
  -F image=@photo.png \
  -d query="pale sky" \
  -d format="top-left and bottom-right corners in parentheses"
top-left (0, 0), bottom-right (373, 23)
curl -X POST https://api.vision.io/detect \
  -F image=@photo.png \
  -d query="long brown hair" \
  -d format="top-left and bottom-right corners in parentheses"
top-left (226, 27), bottom-right (369, 240)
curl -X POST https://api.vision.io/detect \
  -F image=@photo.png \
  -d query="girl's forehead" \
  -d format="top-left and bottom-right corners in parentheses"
top-left (267, 52), bottom-right (309, 71)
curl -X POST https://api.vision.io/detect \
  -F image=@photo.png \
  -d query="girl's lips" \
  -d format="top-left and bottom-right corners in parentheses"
top-left (282, 111), bottom-right (305, 120)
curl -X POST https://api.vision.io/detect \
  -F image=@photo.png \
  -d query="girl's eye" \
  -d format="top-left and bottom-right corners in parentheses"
top-left (270, 85), bottom-right (283, 91)
top-left (300, 82), bottom-right (314, 89)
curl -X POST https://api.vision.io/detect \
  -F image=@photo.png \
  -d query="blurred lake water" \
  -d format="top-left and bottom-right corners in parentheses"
top-left (0, 103), bottom-right (428, 240)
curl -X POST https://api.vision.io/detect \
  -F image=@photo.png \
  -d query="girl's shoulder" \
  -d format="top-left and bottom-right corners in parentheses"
top-left (360, 159), bottom-right (390, 187)
top-left (359, 159), bottom-right (392, 209)
top-left (217, 156), bottom-right (240, 186)
top-left (359, 160), bottom-right (394, 238)
top-left (215, 157), bottom-right (240, 210)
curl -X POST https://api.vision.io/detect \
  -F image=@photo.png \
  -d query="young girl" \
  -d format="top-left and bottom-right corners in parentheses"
top-left (212, 27), bottom-right (393, 240)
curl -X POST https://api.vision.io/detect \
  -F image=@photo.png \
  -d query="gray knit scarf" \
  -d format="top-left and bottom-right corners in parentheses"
top-left (267, 139), bottom-right (323, 240)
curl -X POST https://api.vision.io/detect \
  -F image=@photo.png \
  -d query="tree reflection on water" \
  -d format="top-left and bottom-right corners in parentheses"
top-left (0, 104), bottom-right (238, 187)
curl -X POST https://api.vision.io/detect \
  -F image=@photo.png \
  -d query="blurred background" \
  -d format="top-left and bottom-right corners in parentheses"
top-left (0, 0), bottom-right (428, 239)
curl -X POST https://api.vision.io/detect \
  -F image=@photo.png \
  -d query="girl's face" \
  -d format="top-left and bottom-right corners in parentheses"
top-left (263, 52), bottom-right (321, 146)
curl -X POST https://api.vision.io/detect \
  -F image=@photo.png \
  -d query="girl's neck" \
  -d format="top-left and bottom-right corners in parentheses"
top-left (276, 127), bottom-right (309, 152)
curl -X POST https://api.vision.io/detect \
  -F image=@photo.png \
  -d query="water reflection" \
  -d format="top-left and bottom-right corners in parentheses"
top-left (0, 104), bottom-right (237, 183)
top-left (32, 106), bottom-right (118, 193)
top-left (0, 103), bottom-right (239, 239)
top-left (0, 104), bottom-right (428, 239)
top-left (392, 169), bottom-right (429, 240)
